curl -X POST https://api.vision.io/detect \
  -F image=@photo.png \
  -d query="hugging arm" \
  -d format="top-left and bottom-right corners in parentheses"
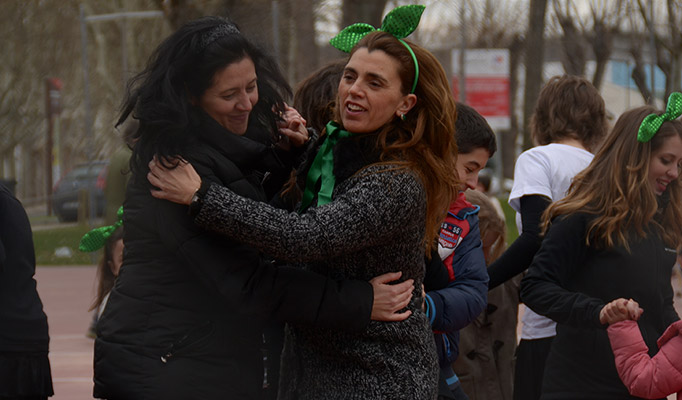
top-left (193, 167), bottom-right (425, 263)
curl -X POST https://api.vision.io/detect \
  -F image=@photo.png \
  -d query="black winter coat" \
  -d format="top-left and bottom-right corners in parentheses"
top-left (93, 114), bottom-right (373, 400)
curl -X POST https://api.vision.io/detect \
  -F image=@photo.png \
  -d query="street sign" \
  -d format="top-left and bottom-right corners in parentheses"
top-left (452, 49), bottom-right (511, 131)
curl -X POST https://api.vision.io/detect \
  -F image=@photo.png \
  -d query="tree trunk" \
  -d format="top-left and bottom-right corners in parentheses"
top-left (557, 16), bottom-right (586, 76)
top-left (522, 0), bottom-right (548, 150)
top-left (590, 21), bottom-right (614, 91)
top-left (630, 45), bottom-right (654, 105)
top-left (341, 0), bottom-right (387, 28)
top-left (157, 0), bottom-right (203, 30)
top-left (291, 0), bottom-right (319, 84)
top-left (502, 35), bottom-right (524, 180)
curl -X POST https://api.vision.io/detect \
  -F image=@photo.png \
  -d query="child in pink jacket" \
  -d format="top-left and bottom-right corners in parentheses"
top-left (603, 297), bottom-right (682, 399)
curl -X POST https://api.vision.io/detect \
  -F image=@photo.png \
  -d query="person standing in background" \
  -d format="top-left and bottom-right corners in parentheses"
top-left (0, 182), bottom-right (54, 399)
top-left (485, 75), bottom-right (608, 400)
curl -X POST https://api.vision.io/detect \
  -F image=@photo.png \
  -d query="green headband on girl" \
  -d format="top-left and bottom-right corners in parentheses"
top-left (79, 206), bottom-right (123, 252)
top-left (329, 4), bottom-right (424, 94)
top-left (638, 92), bottom-right (682, 142)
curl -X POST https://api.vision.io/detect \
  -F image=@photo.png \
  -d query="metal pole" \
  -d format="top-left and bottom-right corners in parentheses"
top-left (80, 5), bottom-right (94, 163)
top-left (121, 12), bottom-right (128, 89)
top-left (45, 79), bottom-right (54, 215)
top-left (80, 5), bottom-right (95, 227)
top-left (649, 1), bottom-right (655, 104)
top-left (272, 0), bottom-right (280, 61)
top-left (458, 0), bottom-right (467, 103)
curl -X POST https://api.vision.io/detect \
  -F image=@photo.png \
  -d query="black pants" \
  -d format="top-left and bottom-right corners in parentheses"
top-left (512, 337), bottom-right (554, 400)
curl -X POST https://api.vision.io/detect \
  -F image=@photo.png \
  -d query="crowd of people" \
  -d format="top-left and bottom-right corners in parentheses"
top-left (2, 4), bottom-right (681, 400)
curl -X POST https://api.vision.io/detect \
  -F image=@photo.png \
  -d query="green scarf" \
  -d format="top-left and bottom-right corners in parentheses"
top-left (299, 121), bottom-right (355, 212)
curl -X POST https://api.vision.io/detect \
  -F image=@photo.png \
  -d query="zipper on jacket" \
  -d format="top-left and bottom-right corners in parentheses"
top-left (442, 333), bottom-right (452, 359)
top-left (161, 321), bottom-right (213, 363)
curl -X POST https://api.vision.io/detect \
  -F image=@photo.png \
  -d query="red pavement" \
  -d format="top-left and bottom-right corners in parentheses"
top-left (36, 266), bottom-right (97, 400)
top-left (35, 264), bottom-right (682, 400)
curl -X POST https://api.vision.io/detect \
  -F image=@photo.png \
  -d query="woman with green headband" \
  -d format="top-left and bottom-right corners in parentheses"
top-left (148, 5), bottom-right (460, 399)
top-left (94, 16), bottom-right (416, 400)
top-left (520, 97), bottom-right (682, 398)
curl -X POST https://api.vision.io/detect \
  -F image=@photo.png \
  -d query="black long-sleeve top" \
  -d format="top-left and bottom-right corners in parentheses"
top-left (487, 195), bottom-right (550, 289)
top-left (520, 212), bottom-right (679, 399)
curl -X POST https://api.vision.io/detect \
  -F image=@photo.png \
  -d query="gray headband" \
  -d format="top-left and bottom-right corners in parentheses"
top-left (199, 24), bottom-right (240, 51)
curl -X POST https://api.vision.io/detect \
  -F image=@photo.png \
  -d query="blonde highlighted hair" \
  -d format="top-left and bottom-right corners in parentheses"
top-left (544, 106), bottom-right (682, 250)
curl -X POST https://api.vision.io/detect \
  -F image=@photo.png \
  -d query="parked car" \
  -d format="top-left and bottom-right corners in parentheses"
top-left (52, 161), bottom-right (108, 222)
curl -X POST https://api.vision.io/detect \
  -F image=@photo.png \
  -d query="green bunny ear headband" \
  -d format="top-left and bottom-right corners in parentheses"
top-left (638, 92), bottom-right (682, 142)
top-left (330, 4), bottom-right (425, 94)
top-left (79, 206), bottom-right (123, 252)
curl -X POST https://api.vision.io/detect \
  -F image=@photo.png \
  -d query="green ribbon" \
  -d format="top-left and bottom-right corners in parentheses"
top-left (79, 206), bottom-right (123, 252)
top-left (299, 121), bottom-right (354, 212)
top-left (638, 92), bottom-right (682, 142)
top-left (329, 4), bottom-right (425, 94)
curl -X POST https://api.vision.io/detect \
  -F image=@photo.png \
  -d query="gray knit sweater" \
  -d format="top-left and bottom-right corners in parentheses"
top-left (195, 163), bottom-right (439, 399)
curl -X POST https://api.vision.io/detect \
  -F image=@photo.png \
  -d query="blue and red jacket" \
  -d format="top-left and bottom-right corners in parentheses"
top-left (424, 191), bottom-right (489, 367)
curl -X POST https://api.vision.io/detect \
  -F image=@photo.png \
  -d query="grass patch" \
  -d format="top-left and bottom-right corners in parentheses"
top-left (498, 197), bottom-right (519, 245)
top-left (32, 225), bottom-right (99, 265)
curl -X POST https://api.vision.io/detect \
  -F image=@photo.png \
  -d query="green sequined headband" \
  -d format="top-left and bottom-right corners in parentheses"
top-left (329, 4), bottom-right (425, 94)
top-left (79, 206), bottom-right (123, 252)
top-left (637, 92), bottom-right (682, 142)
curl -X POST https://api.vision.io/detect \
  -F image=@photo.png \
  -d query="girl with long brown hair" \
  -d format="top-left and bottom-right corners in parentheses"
top-left (520, 98), bottom-right (682, 399)
top-left (147, 6), bottom-right (459, 398)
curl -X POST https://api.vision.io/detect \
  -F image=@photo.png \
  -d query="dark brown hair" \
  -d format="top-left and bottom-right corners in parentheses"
top-left (89, 227), bottom-right (124, 312)
top-left (530, 75), bottom-right (607, 152)
top-left (293, 59), bottom-right (346, 133)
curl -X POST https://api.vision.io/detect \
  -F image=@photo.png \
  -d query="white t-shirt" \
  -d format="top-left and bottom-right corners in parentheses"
top-left (509, 143), bottom-right (594, 340)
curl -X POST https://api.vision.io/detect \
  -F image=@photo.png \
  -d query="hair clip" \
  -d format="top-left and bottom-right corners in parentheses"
top-left (79, 206), bottom-right (123, 252)
top-left (638, 92), bottom-right (682, 143)
top-left (330, 5), bottom-right (425, 94)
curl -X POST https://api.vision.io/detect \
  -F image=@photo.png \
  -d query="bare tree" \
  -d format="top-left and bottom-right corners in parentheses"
top-left (522, 0), bottom-right (548, 150)
top-left (635, 0), bottom-right (682, 99)
top-left (341, 0), bottom-right (387, 28)
top-left (587, 0), bottom-right (624, 90)
top-left (551, 0), bottom-right (587, 76)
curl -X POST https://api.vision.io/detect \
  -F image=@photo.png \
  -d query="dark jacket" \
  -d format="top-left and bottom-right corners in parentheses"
top-left (521, 212), bottom-right (679, 400)
top-left (0, 183), bottom-right (53, 397)
top-left (425, 192), bottom-right (489, 366)
top-left (93, 114), bottom-right (372, 400)
top-left (193, 134), bottom-right (439, 400)
top-left (0, 184), bottom-right (50, 353)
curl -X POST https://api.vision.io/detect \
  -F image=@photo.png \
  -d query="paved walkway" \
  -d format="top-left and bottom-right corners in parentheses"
top-left (36, 265), bottom-right (682, 400)
top-left (36, 266), bottom-right (97, 400)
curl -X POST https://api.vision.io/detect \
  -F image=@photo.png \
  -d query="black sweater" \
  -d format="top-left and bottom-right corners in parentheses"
top-left (521, 212), bottom-right (679, 399)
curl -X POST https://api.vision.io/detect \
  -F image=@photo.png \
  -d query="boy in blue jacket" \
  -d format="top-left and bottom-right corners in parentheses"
top-left (424, 103), bottom-right (495, 400)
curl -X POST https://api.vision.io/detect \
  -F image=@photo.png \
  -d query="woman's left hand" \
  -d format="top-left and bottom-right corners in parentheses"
top-left (148, 156), bottom-right (202, 205)
top-left (276, 104), bottom-right (309, 147)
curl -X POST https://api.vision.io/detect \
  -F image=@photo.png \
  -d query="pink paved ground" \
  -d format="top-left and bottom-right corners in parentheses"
top-left (36, 266), bottom-right (97, 400)
top-left (36, 265), bottom-right (682, 400)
